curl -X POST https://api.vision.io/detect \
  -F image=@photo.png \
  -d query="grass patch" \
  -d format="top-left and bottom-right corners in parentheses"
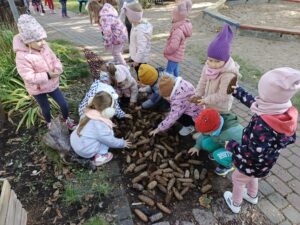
top-left (63, 169), bottom-right (112, 205)
top-left (54, 0), bottom-right (88, 14)
top-left (84, 216), bottom-right (109, 225)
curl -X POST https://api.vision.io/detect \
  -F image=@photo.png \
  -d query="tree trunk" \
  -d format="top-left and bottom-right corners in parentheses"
top-left (0, 0), bottom-right (26, 25)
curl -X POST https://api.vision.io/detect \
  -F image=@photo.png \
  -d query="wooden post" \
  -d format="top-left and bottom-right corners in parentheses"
top-left (7, 0), bottom-right (20, 23)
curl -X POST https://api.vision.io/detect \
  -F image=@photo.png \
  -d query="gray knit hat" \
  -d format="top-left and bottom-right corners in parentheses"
top-left (17, 14), bottom-right (47, 44)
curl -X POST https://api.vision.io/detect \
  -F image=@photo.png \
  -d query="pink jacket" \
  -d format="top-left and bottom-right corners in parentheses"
top-left (158, 77), bottom-right (202, 132)
top-left (99, 3), bottom-right (128, 48)
top-left (164, 20), bottom-right (192, 63)
top-left (13, 34), bottom-right (63, 96)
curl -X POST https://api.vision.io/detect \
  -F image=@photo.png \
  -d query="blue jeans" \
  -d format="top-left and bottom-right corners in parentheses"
top-left (166, 60), bottom-right (179, 77)
top-left (60, 0), bottom-right (67, 16)
top-left (33, 88), bottom-right (69, 123)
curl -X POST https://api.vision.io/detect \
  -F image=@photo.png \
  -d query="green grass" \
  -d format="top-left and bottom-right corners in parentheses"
top-left (63, 169), bottom-right (112, 205)
top-left (54, 0), bottom-right (88, 14)
top-left (84, 216), bottom-right (109, 225)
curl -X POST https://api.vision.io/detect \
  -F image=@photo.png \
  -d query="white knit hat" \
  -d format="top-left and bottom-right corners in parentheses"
top-left (17, 14), bottom-right (47, 44)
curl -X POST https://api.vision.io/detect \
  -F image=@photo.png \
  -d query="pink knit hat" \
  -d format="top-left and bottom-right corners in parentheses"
top-left (207, 24), bottom-right (233, 62)
top-left (251, 67), bottom-right (300, 115)
top-left (17, 14), bottom-right (47, 44)
top-left (172, 0), bottom-right (192, 23)
top-left (121, 2), bottom-right (143, 23)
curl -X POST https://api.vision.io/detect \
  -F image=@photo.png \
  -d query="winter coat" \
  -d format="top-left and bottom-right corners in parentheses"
top-left (99, 3), bottom-right (128, 48)
top-left (129, 20), bottom-right (153, 63)
top-left (164, 20), bottom-right (192, 63)
top-left (226, 86), bottom-right (297, 178)
top-left (13, 34), bottom-right (63, 96)
top-left (195, 113), bottom-right (244, 149)
top-left (158, 77), bottom-right (203, 132)
top-left (78, 80), bottom-right (126, 118)
top-left (195, 57), bottom-right (241, 113)
top-left (70, 119), bottom-right (125, 158)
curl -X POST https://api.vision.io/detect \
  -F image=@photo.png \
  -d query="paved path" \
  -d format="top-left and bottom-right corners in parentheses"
top-left (35, 2), bottom-right (300, 224)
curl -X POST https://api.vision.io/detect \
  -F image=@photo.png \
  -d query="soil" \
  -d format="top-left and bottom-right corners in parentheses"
top-left (220, 1), bottom-right (300, 30)
top-left (113, 107), bottom-right (273, 225)
top-left (0, 122), bottom-right (116, 225)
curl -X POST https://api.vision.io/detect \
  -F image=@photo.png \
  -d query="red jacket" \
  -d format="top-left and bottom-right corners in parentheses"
top-left (164, 20), bottom-right (192, 63)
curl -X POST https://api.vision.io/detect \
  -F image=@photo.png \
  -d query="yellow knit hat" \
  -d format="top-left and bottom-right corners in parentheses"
top-left (138, 64), bottom-right (158, 85)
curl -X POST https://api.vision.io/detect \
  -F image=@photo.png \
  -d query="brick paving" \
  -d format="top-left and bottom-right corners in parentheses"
top-left (35, 1), bottom-right (300, 224)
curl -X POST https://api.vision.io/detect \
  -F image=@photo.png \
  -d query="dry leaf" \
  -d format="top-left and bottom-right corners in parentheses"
top-left (198, 194), bottom-right (212, 209)
top-left (56, 208), bottom-right (63, 218)
top-left (42, 207), bottom-right (51, 215)
top-left (78, 207), bottom-right (88, 216)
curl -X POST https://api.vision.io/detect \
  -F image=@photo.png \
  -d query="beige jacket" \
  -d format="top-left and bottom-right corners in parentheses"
top-left (195, 57), bottom-right (241, 113)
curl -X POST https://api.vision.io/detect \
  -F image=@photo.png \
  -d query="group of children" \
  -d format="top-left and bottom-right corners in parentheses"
top-left (13, 0), bottom-right (300, 214)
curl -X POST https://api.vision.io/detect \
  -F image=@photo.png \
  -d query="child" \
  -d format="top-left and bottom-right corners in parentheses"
top-left (46, 0), bottom-right (55, 13)
top-left (120, 1), bottom-right (153, 73)
top-left (31, 0), bottom-right (45, 15)
top-left (78, 0), bottom-right (87, 15)
top-left (78, 79), bottom-right (132, 119)
top-left (137, 64), bottom-right (170, 111)
top-left (59, 0), bottom-right (69, 18)
top-left (88, 2), bottom-right (128, 65)
top-left (224, 68), bottom-right (299, 213)
top-left (101, 63), bottom-right (138, 107)
top-left (193, 24), bottom-right (241, 113)
top-left (71, 91), bottom-right (132, 166)
top-left (13, 15), bottom-right (75, 129)
top-left (150, 75), bottom-right (202, 136)
top-left (164, 0), bottom-right (192, 77)
top-left (188, 109), bottom-right (243, 176)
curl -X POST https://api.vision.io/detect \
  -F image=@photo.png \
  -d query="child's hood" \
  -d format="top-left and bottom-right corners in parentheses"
top-left (170, 77), bottom-right (193, 100)
top-left (13, 34), bottom-right (29, 53)
top-left (220, 57), bottom-right (241, 78)
top-left (261, 106), bottom-right (298, 136)
top-left (172, 20), bottom-right (192, 38)
top-left (100, 3), bottom-right (118, 17)
top-left (135, 21), bottom-right (153, 35)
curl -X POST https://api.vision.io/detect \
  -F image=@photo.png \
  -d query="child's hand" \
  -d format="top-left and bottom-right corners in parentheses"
top-left (124, 139), bottom-right (132, 148)
top-left (49, 71), bottom-right (60, 78)
top-left (197, 99), bottom-right (206, 105)
top-left (129, 102), bottom-right (136, 108)
top-left (124, 114), bottom-right (133, 119)
top-left (149, 128), bottom-right (159, 136)
top-left (132, 62), bottom-right (139, 67)
top-left (188, 147), bottom-right (200, 156)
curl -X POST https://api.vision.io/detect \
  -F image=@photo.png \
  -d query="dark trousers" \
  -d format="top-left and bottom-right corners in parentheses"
top-left (79, 1), bottom-right (86, 13)
top-left (60, 0), bottom-right (67, 16)
top-left (178, 114), bottom-right (194, 127)
top-left (125, 16), bottom-right (132, 42)
top-left (33, 88), bottom-right (69, 123)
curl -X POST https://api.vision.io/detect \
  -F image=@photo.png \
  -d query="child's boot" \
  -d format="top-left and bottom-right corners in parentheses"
top-left (93, 153), bottom-right (113, 166)
top-left (243, 189), bottom-right (258, 204)
top-left (215, 165), bottom-right (234, 176)
top-left (179, 125), bottom-right (195, 136)
top-left (224, 191), bottom-right (241, 214)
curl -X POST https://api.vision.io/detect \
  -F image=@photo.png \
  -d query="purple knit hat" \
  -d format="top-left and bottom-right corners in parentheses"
top-left (207, 24), bottom-right (233, 62)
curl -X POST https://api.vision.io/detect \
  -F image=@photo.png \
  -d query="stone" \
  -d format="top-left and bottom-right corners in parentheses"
top-left (192, 208), bottom-right (217, 225)
top-left (257, 199), bottom-right (285, 224)
top-left (282, 205), bottom-right (300, 224)
top-left (259, 179), bottom-right (275, 196)
top-left (182, 222), bottom-right (195, 225)
top-left (280, 149), bottom-right (292, 158)
top-left (271, 164), bottom-right (293, 182)
top-left (288, 166), bottom-right (300, 178)
top-left (288, 154), bottom-right (300, 167)
top-left (287, 193), bottom-right (300, 210)
top-left (152, 222), bottom-right (170, 225)
top-left (267, 192), bottom-right (288, 209)
top-left (266, 175), bottom-right (292, 196)
top-left (119, 218), bottom-right (134, 225)
top-left (279, 220), bottom-right (292, 225)
top-left (288, 179), bottom-right (300, 195)
top-left (277, 156), bottom-right (293, 169)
